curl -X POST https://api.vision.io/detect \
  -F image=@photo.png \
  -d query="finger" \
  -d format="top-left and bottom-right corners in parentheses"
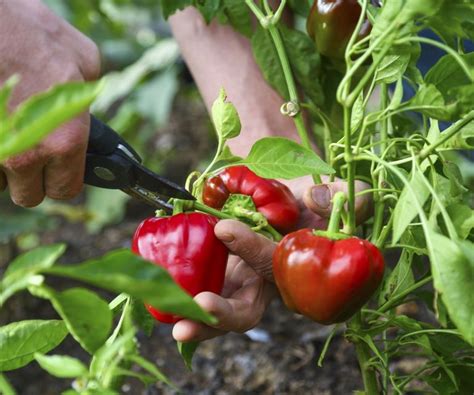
top-left (303, 181), bottom-right (373, 225)
top-left (2, 151), bottom-right (46, 207)
top-left (172, 320), bottom-right (226, 343)
top-left (0, 170), bottom-right (6, 192)
top-left (43, 115), bottom-right (89, 200)
top-left (173, 284), bottom-right (273, 342)
top-left (215, 220), bottom-right (276, 282)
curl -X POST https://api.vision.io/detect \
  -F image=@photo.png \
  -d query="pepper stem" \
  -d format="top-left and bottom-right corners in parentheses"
top-left (326, 192), bottom-right (347, 234)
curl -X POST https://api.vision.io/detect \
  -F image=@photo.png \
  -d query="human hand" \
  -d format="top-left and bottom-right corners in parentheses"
top-left (0, 0), bottom-right (100, 207)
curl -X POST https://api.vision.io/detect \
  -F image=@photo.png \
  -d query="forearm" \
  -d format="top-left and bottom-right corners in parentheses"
top-left (169, 7), bottom-right (297, 156)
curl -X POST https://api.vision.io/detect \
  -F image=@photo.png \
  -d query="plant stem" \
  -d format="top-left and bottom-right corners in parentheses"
top-left (371, 83), bottom-right (389, 243)
top-left (192, 201), bottom-right (283, 241)
top-left (327, 192), bottom-right (347, 233)
top-left (349, 313), bottom-right (379, 395)
top-left (419, 110), bottom-right (474, 159)
top-left (343, 106), bottom-right (356, 234)
top-left (378, 275), bottom-right (433, 313)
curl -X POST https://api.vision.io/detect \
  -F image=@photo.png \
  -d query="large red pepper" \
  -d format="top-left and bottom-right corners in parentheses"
top-left (202, 165), bottom-right (300, 233)
top-left (307, 0), bottom-right (372, 60)
top-left (132, 212), bottom-right (229, 324)
top-left (273, 229), bottom-right (384, 324)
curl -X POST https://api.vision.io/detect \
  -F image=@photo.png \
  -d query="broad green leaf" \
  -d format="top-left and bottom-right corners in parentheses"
top-left (447, 204), bottom-right (474, 240)
top-left (34, 354), bottom-right (88, 378)
top-left (239, 137), bottom-right (334, 179)
top-left (0, 244), bottom-right (65, 305)
top-left (38, 287), bottom-right (113, 354)
top-left (428, 234), bottom-right (474, 345)
top-left (0, 81), bottom-right (101, 161)
top-left (218, 0), bottom-right (252, 37)
top-left (393, 315), bottom-right (432, 351)
top-left (351, 92), bottom-right (364, 133)
top-left (177, 341), bottom-right (199, 371)
top-left (409, 84), bottom-right (455, 120)
top-left (287, 0), bottom-right (310, 16)
top-left (44, 250), bottom-right (216, 325)
top-left (3, 244), bottom-right (65, 280)
top-left (375, 54), bottom-right (410, 84)
top-left (441, 119), bottom-right (474, 150)
top-left (387, 78), bottom-right (404, 111)
top-left (211, 88), bottom-right (241, 141)
top-left (0, 320), bottom-right (68, 371)
top-left (430, 0), bottom-right (474, 42)
top-left (195, 0), bottom-right (221, 23)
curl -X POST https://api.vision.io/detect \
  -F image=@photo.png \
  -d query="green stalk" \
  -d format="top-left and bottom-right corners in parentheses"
top-left (348, 313), bottom-right (379, 395)
top-left (327, 192), bottom-right (346, 233)
top-left (419, 110), bottom-right (474, 159)
top-left (191, 200), bottom-right (283, 241)
top-left (371, 83), bottom-right (389, 243)
top-left (245, 0), bottom-right (321, 184)
top-left (343, 106), bottom-right (356, 234)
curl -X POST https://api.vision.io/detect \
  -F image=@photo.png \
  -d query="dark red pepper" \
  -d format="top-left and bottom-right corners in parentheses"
top-left (307, 0), bottom-right (372, 60)
top-left (202, 165), bottom-right (300, 233)
top-left (273, 229), bottom-right (384, 324)
top-left (132, 212), bottom-right (229, 324)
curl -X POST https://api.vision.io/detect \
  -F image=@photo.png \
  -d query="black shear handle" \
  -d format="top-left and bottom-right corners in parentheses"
top-left (84, 115), bottom-right (141, 189)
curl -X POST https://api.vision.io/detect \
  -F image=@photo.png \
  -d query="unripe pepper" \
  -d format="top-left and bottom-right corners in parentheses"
top-left (307, 0), bottom-right (372, 60)
top-left (202, 165), bottom-right (299, 233)
top-left (132, 212), bottom-right (229, 324)
top-left (273, 229), bottom-right (384, 324)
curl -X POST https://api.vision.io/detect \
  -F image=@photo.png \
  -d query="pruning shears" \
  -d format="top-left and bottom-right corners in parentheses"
top-left (84, 115), bottom-right (195, 212)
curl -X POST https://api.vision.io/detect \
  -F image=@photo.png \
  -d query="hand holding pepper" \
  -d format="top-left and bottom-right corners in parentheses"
top-left (172, 178), bottom-right (373, 342)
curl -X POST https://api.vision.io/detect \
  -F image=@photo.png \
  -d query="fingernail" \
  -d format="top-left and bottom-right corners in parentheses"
top-left (311, 185), bottom-right (331, 209)
top-left (219, 233), bottom-right (234, 242)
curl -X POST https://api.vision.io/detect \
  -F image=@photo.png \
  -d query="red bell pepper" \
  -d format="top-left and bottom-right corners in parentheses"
top-left (132, 212), bottom-right (229, 324)
top-left (273, 229), bottom-right (384, 324)
top-left (202, 165), bottom-right (300, 233)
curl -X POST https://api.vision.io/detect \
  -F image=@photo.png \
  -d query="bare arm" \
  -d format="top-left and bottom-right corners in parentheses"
top-left (169, 7), bottom-right (297, 156)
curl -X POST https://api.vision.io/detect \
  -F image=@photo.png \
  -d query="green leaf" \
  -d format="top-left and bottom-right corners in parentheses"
top-left (218, 0), bottom-right (252, 37)
top-left (409, 84), bottom-right (455, 120)
top-left (211, 88), bottom-right (241, 141)
top-left (287, 0), bottom-right (310, 16)
top-left (128, 355), bottom-right (175, 388)
top-left (160, 0), bottom-right (193, 19)
top-left (447, 204), bottom-right (474, 240)
top-left (0, 76), bottom-right (19, 126)
top-left (85, 187), bottom-right (129, 234)
top-left (239, 137), bottom-right (334, 179)
top-left (375, 54), bottom-right (410, 84)
top-left (34, 354), bottom-right (88, 378)
top-left (177, 341), bottom-right (199, 370)
top-left (428, 234), bottom-right (474, 345)
top-left (44, 250), bottom-right (216, 325)
top-left (251, 27), bottom-right (288, 100)
top-left (0, 244), bottom-right (66, 306)
top-left (195, 0), bottom-right (221, 23)
top-left (36, 287), bottom-right (113, 354)
top-left (392, 166), bottom-right (430, 244)
top-left (429, 0), bottom-right (474, 41)
top-left (0, 320), bottom-right (68, 371)
top-left (0, 81), bottom-right (101, 161)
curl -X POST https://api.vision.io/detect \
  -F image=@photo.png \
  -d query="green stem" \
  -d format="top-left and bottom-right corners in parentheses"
top-left (349, 313), bottom-right (379, 395)
top-left (192, 201), bottom-right (283, 241)
top-left (419, 110), bottom-right (474, 159)
top-left (272, 0), bottom-right (287, 24)
top-left (378, 275), bottom-right (433, 313)
top-left (192, 139), bottom-right (224, 195)
top-left (343, 106), bottom-right (356, 234)
top-left (371, 83), bottom-right (389, 243)
top-left (327, 192), bottom-right (347, 233)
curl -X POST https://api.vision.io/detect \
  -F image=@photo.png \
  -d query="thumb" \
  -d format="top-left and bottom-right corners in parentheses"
top-left (214, 220), bottom-right (276, 282)
top-left (303, 181), bottom-right (373, 225)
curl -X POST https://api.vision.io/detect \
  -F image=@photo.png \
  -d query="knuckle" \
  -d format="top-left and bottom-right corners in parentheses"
top-left (80, 38), bottom-right (101, 79)
top-left (47, 182), bottom-right (82, 200)
top-left (11, 194), bottom-right (44, 208)
top-left (3, 151), bottom-right (42, 173)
